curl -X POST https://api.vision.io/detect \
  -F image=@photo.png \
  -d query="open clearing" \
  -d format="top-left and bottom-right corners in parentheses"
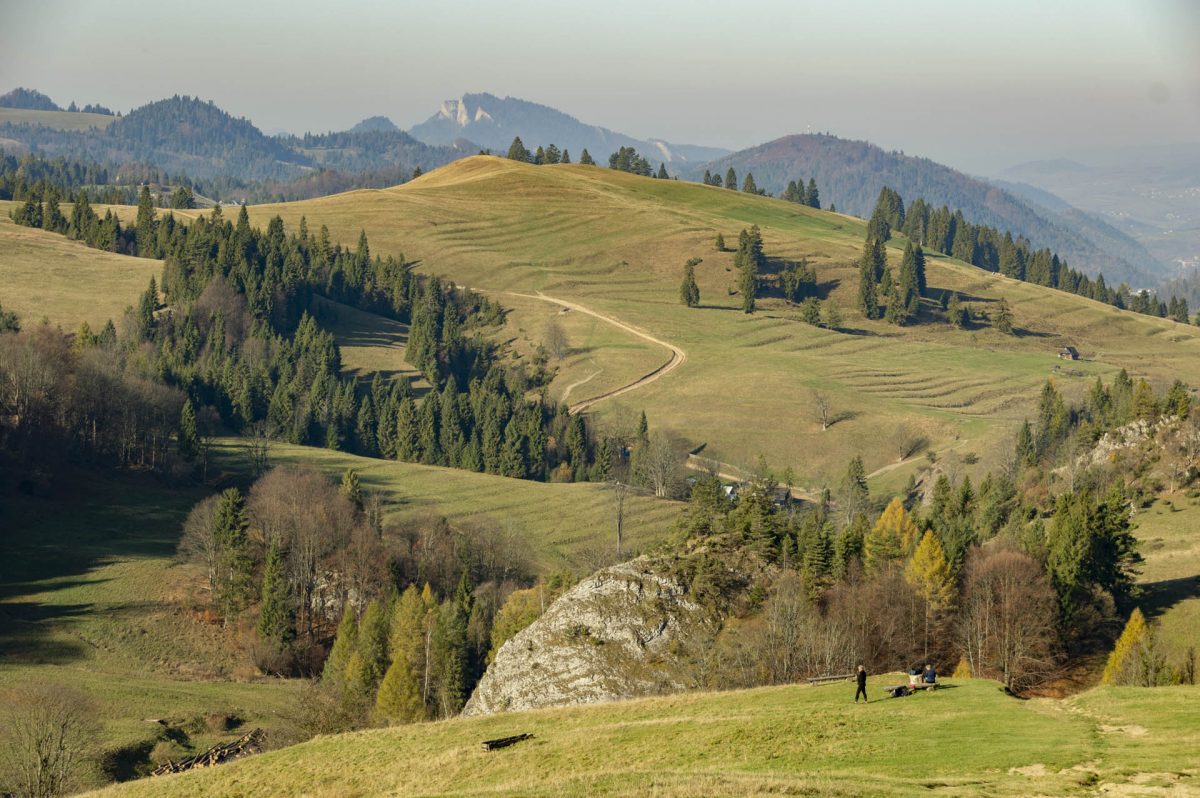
top-left (92, 678), bottom-right (1200, 797)
top-left (0, 107), bottom-right (116, 131)
top-left (0, 213), bottom-right (159, 330)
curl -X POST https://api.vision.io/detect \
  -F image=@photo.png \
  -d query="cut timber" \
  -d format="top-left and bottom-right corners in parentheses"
top-left (151, 729), bottom-right (265, 775)
top-left (481, 733), bottom-right (533, 751)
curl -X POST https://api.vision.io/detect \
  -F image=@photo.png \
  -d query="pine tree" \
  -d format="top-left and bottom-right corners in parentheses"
top-left (561, 149), bottom-right (571, 164)
top-left (823, 302), bottom-right (842, 331)
top-left (135, 184), bottom-right (157, 257)
top-left (724, 167), bottom-right (737, 191)
top-left (356, 598), bottom-right (392, 695)
top-left (578, 149), bottom-right (595, 166)
top-left (741, 172), bottom-right (758, 193)
top-left (680, 258), bottom-right (701, 307)
top-left (395, 395), bottom-right (419, 462)
top-left (715, 232), bottom-right (726, 251)
top-left (947, 292), bottom-right (967, 328)
top-left (506, 136), bottom-right (531, 162)
top-left (137, 277), bottom-right (158, 341)
top-left (656, 163), bottom-right (669, 179)
top-left (257, 541), bottom-right (294, 647)
top-left (178, 398), bottom-right (200, 459)
top-left (806, 178), bottom-right (820, 209)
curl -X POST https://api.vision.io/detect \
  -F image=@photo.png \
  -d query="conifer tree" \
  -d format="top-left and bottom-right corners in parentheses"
top-left (680, 258), bottom-right (701, 307)
top-left (839, 456), bottom-right (870, 524)
top-left (135, 185), bottom-right (157, 256)
top-left (656, 163), bottom-right (669, 179)
top-left (322, 605), bottom-right (359, 691)
top-left (865, 497), bottom-right (920, 572)
top-left (947, 292), bottom-right (967, 328)
top-left (858, 259), bottom-right (880, 320)
top-left (214, 488), bottom-right (253, 620)
top-left (376, 586), bottom-right (430, 723)
top-left (506, 136), bottom-right (531, 162)
top-left (994, 298), bottom-right (1014, 334)
top-left (905, 530), bottom-right (955, 657)
top-left (395, 395), bottom-right (419, 461)
top-left (823, 302), bottom-right (842, 331)
top-left (257, 541), bottom-right (294, 647)
top-left (806, 178), bottom-right (820, 208)
top-left (578, 148), bottom-right (595, 165)
top-left (561, 149), bottom-right (570, 164)
top-left (715, 232), bottom-right (725, 251)
top-left (137, 277), bottom-right (158, 340)
top-left (356, 598), bottom-right (392, 695)
top-left (741, 172), bottom-right (758, 193)
top-left (178, 398), bottom-right (200, 459)
top-left (724, 167), bottom-right (737, 191)
top-left (340, 468), bottom-right (363, 509)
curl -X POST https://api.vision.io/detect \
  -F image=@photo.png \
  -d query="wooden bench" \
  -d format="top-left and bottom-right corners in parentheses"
top-left (807, 673), bottom-right (854, 685)
top-left (481, 733), bottom-right (533, 751)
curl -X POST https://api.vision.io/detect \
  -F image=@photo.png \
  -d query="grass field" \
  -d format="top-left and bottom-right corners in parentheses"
top-left (0, 107), bottom-right (116, 131)
top-left (91, 678), bottom-right (1200, 797)
top-left (1132, 494), bottom-right (1200, 660)
top-left (155, 156), bottom-right (1200, 490)
top-left (0, 213), bottom-right (159, 330)
top-left (212, 439), bottom-right (681, 573)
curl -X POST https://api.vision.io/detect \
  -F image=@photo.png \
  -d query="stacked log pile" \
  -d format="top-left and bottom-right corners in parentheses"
top-left (152, 729), bottom-right (265, 776)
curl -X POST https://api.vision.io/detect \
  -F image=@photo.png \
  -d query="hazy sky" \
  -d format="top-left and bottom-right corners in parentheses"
top-left (3, 0), bottom-right (1197, 173)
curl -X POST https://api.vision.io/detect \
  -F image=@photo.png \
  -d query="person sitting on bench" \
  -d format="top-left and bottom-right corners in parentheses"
top-left (908, 666), bottom-right (922, 686)
top-left (923, 663), bottom-right (937, 684)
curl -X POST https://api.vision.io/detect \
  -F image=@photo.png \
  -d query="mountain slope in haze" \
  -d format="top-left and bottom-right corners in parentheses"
top-left (698, 134), bottom-right (1164, 285)
top-left (0, 94), bottom-right (468, 184)
top-left (0, 87), bottom-right (61, 111)
top-left (409, 92), bottom-right (728, 164)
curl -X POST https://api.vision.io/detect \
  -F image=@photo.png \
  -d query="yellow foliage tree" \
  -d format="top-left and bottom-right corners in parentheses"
top-left (905, 530), bottom-right (955, 658)
top-left (1102, 607), bottom-right (1147, 685)
top-left (864, 497), bottom-right (921, 572)
top-left (376, 585), bottom-right (432, 724)
top-left (952, 656), bottom-right (973, 679)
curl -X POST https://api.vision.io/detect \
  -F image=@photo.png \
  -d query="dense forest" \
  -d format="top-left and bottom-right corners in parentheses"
top-left (697, 134), bottom-right (1162, 286)
top-left (6, 187), bottom-right (632, 486)
top-left (862, 187), bottom-right (1196, 325)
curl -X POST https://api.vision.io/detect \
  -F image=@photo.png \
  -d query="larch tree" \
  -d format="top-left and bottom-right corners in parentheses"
top-left (864, 497), bottom-right (920, 572)
top-left (905, 530), bottom-right (955, 658)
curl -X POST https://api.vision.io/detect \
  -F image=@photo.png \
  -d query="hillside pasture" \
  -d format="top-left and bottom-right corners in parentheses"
top-left (0, 107), bottom-right (116, 131)
top-left (91, 678), bottom-right (1200, 797)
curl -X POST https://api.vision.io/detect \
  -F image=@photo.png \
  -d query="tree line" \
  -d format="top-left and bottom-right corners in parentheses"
top-left (867, 186), bottom-right (1196, 325)
top-left (8, 188), bottom-right (625, 484)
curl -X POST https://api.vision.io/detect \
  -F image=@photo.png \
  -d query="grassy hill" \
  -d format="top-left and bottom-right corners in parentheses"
top-left (0, 106), bottom-right (116, 131)
top-left (148, 156), bottom-right (1200, 493)
top-left (91, 678), bottom-right (1200, 797)
top-left (0, 212), bottom-right (158, 329)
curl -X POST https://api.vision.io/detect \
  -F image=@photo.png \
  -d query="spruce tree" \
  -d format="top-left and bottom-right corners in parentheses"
top-left (506, 136), bottom-right (531, 162)
top-left (680, 258), bottom-right (701, 307)
top-left (656, 163), bottom-right (669, 179)
top-left (178, 398), bottom-right (200, 459)
top-left (806, 178), bottom-right (820, 208)
top-left (715, 232), bottom-right (726, 251)
top-left (823, 302), bottom-right (842, 331)
top-left (578, 148), bottom-right (595, 165)
top-left (395, 395), bottom-right (419, 462)
top-left (994, 298), bottom-right (1014, 334)
top-left (214, 488), bottom-right (253, 620)
top-left (724, 167), bottom-right (737, 191)
top-left (322, 605), bottom-right (359, 691)
top-left (340, 468), bottom-right (363, 509)
top-left (257, 541), bottom-right (294, 647)
top-left (858, 259), bottom-right (880, 320)
top-left (741, 172), bottom-right (758, 193)
top-left (137, 277), bottom-right (158, 340)
top-left (135, 184), bottom-right (157, 256)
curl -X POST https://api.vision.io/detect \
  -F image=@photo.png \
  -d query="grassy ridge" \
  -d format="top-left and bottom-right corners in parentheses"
top-left (192, 157), bottom-right (1200, 487)
top-left (91, 679), bottom-right (1200, 797)
top-left (0, 213), bottom-right (158, 329)
top-left (213, 439), bottom-right (680, 573)
top-left (0, 107), bottom-right (116, 131)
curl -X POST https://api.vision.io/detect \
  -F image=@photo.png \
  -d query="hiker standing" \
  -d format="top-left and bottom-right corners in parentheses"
top-left (854, 665), bottom-right (868, 703)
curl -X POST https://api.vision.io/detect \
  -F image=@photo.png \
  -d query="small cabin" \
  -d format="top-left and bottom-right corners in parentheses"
top-left (1058, 346), bottom-right (1079, 361)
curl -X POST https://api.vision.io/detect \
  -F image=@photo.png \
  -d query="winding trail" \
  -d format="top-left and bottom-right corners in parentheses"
top-left (497, 291), bottom-right (687, 414)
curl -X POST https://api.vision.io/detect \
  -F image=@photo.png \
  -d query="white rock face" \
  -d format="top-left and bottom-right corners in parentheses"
top-left (463, 559), bottom-right (707, 716)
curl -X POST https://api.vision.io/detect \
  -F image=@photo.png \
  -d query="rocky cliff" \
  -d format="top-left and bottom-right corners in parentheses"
top-left (463, 558), bottom-right (714, 716)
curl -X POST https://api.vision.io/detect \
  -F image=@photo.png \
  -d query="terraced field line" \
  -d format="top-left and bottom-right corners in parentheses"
top-left (498, 290), bottom-right (687, 414)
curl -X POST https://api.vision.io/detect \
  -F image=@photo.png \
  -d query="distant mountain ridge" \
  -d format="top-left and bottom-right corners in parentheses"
top-left (408, 92), bottom-right (728, 165)
top-left (0, 94), bottom-right (469, 184)
top-left (696, 134), bottom-right (1165, 284)
top-left (0, 87), bottom-right (61, 111)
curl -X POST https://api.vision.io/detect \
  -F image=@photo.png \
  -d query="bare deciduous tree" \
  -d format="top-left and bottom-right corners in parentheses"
top-left (637, 432), bottom-right (683, 498)
top-left (812, 390), bottom-right (832, 431)
top-left (891, 423), bottom-right (925, 461)
top-left (544, 319), bottom-right (569, 361)
top-left (958, 546), bottom-right (1059, 692)
top-left (177, 494), bottom-right (221, 596)
top-left (0, 685), bottom-right (98, 798)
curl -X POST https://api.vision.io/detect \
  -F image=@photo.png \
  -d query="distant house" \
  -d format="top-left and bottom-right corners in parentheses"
top-left (1058, 346), bottom-right (1079, 361)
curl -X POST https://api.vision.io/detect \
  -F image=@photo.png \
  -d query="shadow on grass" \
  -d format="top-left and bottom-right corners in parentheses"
top-left (0, 468), bottom-right (204, 667)
top-left (1140, 575), bottom-right (1200, 622)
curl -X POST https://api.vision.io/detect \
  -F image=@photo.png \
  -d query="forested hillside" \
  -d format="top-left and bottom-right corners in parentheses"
top-left (698, 134), bottom-right (1164, 285)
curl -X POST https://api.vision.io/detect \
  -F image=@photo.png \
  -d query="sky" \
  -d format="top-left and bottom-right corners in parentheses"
top-left (2, 0), bottom-right (1198, 173)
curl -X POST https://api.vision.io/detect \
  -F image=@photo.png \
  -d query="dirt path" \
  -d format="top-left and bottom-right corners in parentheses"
top-left (685, 454), bottom-right (821, 503)
top-left (498, 290), bottom-right (687, 414)
top-left (560, 368), bottom-right (603, 404)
